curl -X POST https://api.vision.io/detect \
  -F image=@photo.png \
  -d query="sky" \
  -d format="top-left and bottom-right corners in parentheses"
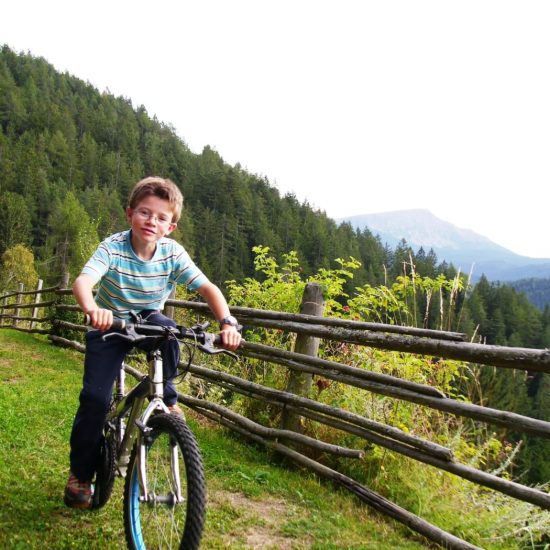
top-left (1, 1), bottom-right (549, 257)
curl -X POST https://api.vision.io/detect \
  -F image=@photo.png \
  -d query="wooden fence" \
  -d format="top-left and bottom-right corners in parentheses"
top-left (1, 277), bottom-right (549, 550)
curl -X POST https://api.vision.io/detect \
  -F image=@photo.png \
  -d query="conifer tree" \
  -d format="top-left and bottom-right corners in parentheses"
top-left (0, 191), bottom-right (32, 255)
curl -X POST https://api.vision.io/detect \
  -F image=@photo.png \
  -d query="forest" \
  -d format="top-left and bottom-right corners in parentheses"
top-left (1, 45), bottom-right (549, 485)
top-left (511, 277), bottom-right (550, 311)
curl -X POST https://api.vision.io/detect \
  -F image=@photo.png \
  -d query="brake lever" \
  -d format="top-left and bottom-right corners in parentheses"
top-left (190, 322), bottom-right (210, 332)
top-left (197, 344), bottom-right (239, 360)
top-left (103, 333), bottom-right (149, 344)
top-left (196, 333), bottom-right (240, 360)
top-left (102, 323), bottom-right (148, 344)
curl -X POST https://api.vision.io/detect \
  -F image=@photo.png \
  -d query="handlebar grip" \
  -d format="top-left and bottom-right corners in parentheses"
top-left (111, 318), bottom-right (127, 331)
top-left (84, 313), bottom-right (126, 331)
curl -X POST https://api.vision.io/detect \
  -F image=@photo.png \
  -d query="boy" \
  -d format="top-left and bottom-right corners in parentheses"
top-left (65, 176), bottom-right (241, 509)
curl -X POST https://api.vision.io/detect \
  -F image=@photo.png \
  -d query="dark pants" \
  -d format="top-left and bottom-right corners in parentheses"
top-left (69, 311), bottom-right (179, 481)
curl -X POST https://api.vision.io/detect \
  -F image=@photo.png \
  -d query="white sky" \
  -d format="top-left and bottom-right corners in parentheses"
top-left (2, 1), bottom-right (549, 257)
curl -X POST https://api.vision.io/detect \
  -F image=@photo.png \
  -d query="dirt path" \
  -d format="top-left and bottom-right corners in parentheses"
top-left (209, 489), bottom-right (307, 549)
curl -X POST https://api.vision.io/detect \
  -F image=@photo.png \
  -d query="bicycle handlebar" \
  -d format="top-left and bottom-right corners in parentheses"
top-left (83, 314), bottom-right (238, 358)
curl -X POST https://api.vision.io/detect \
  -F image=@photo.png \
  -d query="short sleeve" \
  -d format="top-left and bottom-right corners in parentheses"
top-left (172, 246), bottom-right (209, 291)
top-left (80, 242), bottom-right (112, 284)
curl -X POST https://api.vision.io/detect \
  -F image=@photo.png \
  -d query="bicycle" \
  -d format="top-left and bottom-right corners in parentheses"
top-left (87, 313), bottom-right (238, 550)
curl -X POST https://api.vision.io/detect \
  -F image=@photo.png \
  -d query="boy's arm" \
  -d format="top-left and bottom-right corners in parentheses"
top-left (196, 282), bottom-right (241, 350)
top-left (73, 274), bottom-right (113, 331)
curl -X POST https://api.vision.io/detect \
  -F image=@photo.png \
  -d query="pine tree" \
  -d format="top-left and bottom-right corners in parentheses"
top-left (0, 191), bottom-right (32, 255)
top-left (45, 191), bottom-right (99, 280)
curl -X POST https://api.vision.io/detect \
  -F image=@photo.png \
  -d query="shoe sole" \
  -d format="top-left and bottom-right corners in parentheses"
top-left (64, 493), bottom-right (92, 510)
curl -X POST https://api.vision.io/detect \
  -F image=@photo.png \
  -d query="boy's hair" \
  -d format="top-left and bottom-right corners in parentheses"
top-left (128, 177), bottom-right (184, 222)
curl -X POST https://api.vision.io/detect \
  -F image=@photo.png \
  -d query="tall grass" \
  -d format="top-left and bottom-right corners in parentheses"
top-left (223, 247), bottom-right (550, 549)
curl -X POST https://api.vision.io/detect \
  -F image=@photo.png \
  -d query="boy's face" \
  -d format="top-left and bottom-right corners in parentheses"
top-left (126, 195), bottom-right (177, 246)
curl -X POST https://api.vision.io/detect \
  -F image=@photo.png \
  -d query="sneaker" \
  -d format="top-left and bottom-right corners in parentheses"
top-left (168, 403), bottom-right (184, 416)
top-left (64, 472), bottom-right (92, 509)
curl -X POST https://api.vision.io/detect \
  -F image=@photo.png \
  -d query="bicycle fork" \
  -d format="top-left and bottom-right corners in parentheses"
top-left (136, 350), bottom-right (185, 506)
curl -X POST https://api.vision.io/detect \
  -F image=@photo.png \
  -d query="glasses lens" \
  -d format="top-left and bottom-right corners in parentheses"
top-left (135, 209), bottom-right (171, 225)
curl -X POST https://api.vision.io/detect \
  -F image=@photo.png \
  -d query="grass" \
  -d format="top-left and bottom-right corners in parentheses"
top-left (2, 329), bottom-right (548, 549)
top-left (0, 329), bottom-right (429, 549)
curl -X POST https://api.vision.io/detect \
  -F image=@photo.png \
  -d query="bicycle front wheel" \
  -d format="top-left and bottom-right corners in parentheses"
top-left (123, 413), bottom-right (206, 550)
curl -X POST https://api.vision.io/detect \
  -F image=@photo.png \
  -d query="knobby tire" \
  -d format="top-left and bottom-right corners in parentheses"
top-left (92, 393), bottom-right (123, 510)
top-left (123, 413), bottom-right (206, 550)
top-left (92, 430), bottom-right (117, 509)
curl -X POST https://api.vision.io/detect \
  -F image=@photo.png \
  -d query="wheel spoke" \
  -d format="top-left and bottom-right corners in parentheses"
top-left (124, 414), bottom-right (205, 549)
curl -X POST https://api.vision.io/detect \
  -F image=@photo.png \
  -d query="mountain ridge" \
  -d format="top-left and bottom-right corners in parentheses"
top-left (336, 209), bottom-right (550, 281)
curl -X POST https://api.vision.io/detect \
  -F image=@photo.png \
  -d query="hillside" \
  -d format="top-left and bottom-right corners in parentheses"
top-left (1, 45), bottom-right (549, 347)
top-left (0, 329), bottom-right (426, 549)
top-left (1, 43), bottom-right (550, 545)
top-left (510, 277), bottom-right (550, 311)
top-left (0, 45), bottom-right (389, 289)
top-left (337, 209), bottom-right (550, 282)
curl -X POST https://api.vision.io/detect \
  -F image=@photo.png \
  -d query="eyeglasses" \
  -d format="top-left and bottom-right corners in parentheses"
top-left (133, 208), bottom-right (173, 226)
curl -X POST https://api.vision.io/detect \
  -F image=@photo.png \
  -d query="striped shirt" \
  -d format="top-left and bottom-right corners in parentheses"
top-left (81, 230), bottom-right (209, 319)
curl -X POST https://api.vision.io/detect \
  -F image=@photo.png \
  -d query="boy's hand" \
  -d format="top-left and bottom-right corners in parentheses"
top-left (220, 326), bottom-right (242, 351)
top-left (86, 308), bottom-right (113, 331)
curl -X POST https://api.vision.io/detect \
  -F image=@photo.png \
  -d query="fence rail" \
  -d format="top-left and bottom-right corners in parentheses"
top-left (168, 299), bottom-right (468, 341)
top-left (1, 277), bottom-right (549, 550)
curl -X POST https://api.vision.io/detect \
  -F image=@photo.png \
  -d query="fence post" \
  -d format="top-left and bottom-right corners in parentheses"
top-left (30, 279), bottom-right (43, 330)
top-left (60, 272), bottom-right (70, 291)
top-left (14, 283), bottom-right (24, 328)
top-left (281, 282), bottom-right (325, 436)
top-left (0, 296), bottom-right (7, 327)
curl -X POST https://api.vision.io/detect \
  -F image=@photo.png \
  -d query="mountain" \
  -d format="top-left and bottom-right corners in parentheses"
top-left (336, 209), bottom-right (550, 281)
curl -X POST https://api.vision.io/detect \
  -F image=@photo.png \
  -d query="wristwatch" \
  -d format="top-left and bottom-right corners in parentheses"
top-left (219, 315), bottom-right (239, 329)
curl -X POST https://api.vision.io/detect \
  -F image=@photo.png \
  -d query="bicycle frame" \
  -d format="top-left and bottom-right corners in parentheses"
top-left (85, 318), bottom-right (228, 547)
top-left (105, 348), bottom-right (184, 504)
